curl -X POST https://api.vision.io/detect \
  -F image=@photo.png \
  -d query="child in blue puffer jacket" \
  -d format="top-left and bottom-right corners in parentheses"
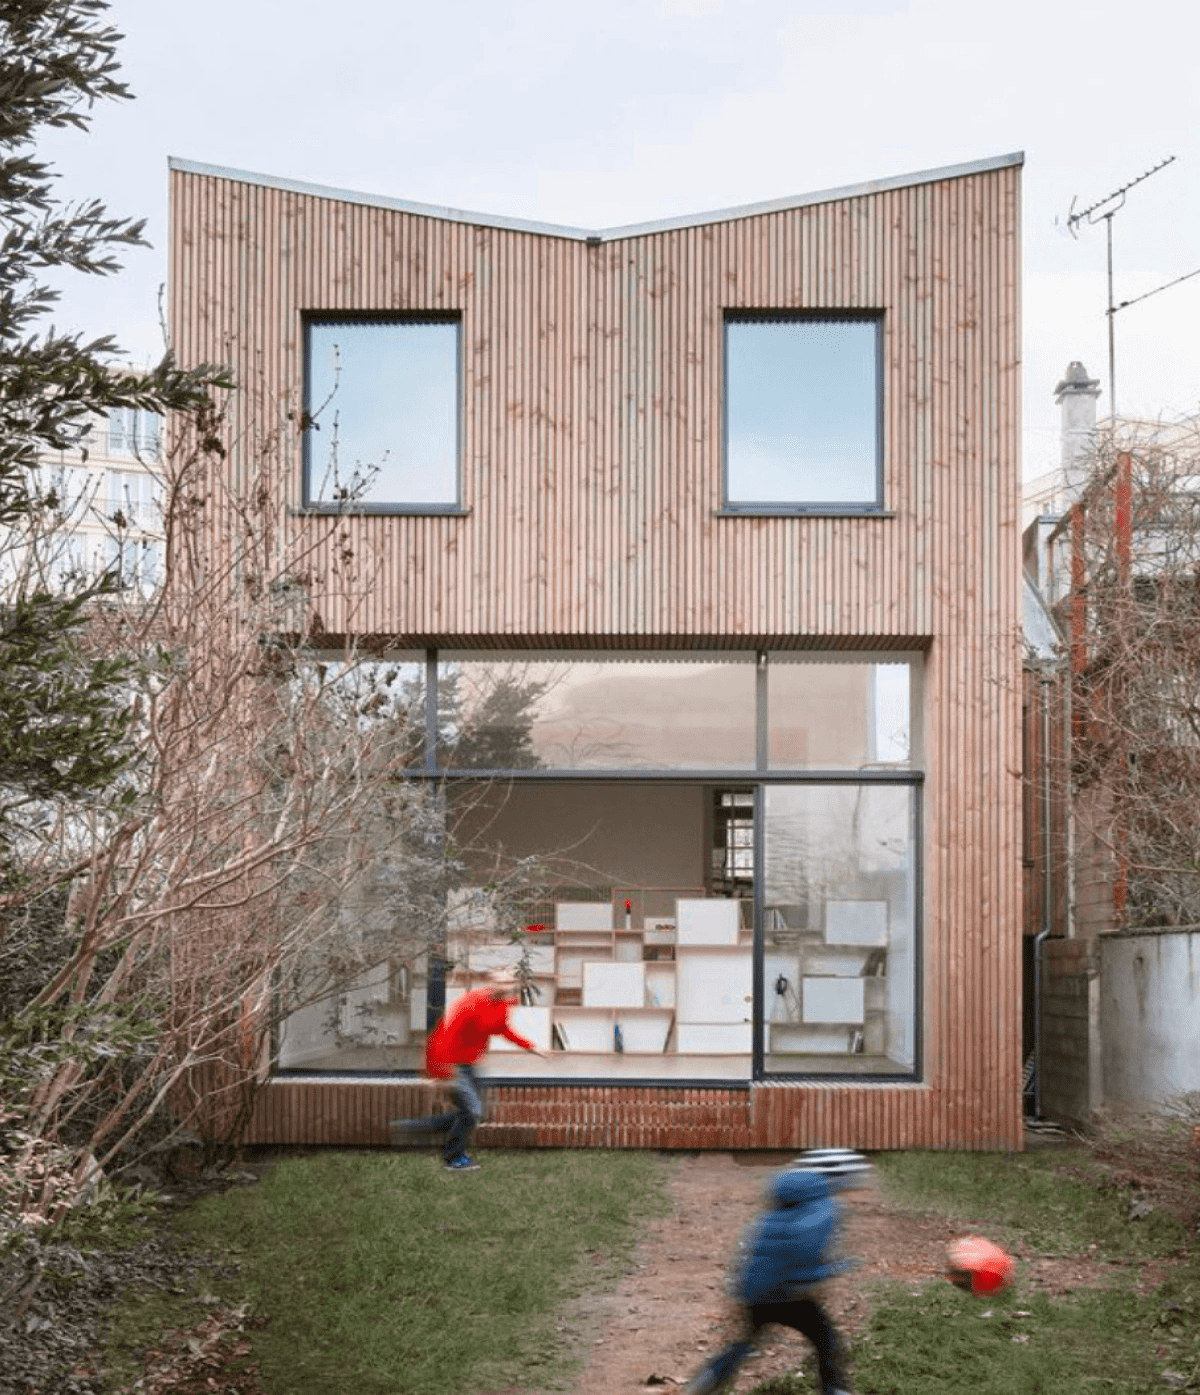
top-left (685, 1163), bottom-right (856, 1395)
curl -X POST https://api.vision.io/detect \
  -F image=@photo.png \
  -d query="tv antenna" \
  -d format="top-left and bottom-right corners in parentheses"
top-left (1064, 156), bottom-right (1200, 419)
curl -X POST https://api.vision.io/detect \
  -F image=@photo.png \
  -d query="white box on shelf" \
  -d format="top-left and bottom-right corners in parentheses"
top-left (490, 1005), bottom-right (552, 1052)
top-left (769, 1023), bottom-right (855, 1053)
top-left (583, 961), bottom-right (645, 1007)
top-left (557, 950), bottom-right (611, 988)
top-left (645, 963), bottom-right (676, 1007)
top-left (824, 900), bottom-right (888, 947)
top-left (802, 976), bottom-right (865, 1024)
top-left (677, 949), bottom-right (751, 1023)
top-left (643, 918), bottom-right (676, 943)
top-left (676, 1022), bottom-right (752, 1053)
top-left (616, 1011), bottom-right (673, 1052)
top-left (555, 1010), bottom-right (614, 1052)
top-left (555, 903), bottom-right (613, 931)
top-left (614, 938), bottom-right (642, 963)
top-left (676, 899), bottom-right (739, 945)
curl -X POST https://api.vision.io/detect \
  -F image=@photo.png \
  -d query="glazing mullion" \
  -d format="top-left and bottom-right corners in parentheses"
top-left (752, 782), bottom-right (766, 1078)
top-left (424, 647), bottom-right (438, 774)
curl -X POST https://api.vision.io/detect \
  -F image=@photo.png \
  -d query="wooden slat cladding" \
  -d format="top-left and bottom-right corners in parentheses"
top-left (171, 160), bottom-right (1023, 1152)
top-left (168, 164), bottom-right (1019, 645)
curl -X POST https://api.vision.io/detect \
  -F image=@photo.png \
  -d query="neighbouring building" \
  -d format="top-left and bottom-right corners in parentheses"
top-left (1023, 364), bottom-right (1200, 1124)
top-left (169, 151), bottom-right (1024, 1151)
top-left (28, 403), bottom-right (165, 595)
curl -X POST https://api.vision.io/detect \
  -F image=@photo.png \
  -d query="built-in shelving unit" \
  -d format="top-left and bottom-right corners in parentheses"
top-left (445, 889), bottom-right (754, 1058)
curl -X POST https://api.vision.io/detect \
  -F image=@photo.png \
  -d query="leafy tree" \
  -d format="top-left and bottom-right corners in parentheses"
top-left (0, 0), bottom-right (225, 843)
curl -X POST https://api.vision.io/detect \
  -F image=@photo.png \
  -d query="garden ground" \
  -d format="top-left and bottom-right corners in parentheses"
top-left (3, 1115), bottom-right (1197, 1394)
top-left (567, 1134), bottom-right (1196, 1394)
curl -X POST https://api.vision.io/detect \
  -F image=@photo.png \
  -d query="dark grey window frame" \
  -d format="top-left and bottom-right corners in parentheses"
top-left (720, 310), bottom-right (886, 517)
top-left (273, 645), bottom-right (922, 1087)
top-left (300, 312), bottom-right (467, 516)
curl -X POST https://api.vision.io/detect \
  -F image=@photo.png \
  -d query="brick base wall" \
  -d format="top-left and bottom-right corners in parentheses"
top-left (243, 1077), bottom-right (1022, 1152)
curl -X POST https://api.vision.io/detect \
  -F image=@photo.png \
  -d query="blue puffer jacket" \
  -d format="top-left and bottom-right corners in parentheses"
top-left (737, 1169), bottom-right (844, 1306)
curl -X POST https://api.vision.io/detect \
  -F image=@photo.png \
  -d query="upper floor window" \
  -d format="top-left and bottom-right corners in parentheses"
top-left (724, 314), bottom-right (882, 513)
top-left (108, 469), bottom-right (162, 530)
top-left (106, 407), bottom-right (162, 460)
top-left (303, 317), bottom-right (460, 511)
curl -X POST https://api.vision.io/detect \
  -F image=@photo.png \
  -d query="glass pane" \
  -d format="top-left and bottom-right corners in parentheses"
top-left (138, 411), bottom-right (162, 459)
top-left (438, 652), bottom-right (756, 770)
top-left (278, 961), bottom-right (426, 1072)
top-left (440, 780), bottom-right (752, 1082)
top-left (726, 318), bottom-right (879, 505)
top-left (311, 654), bottom-right (426, 768)
top-left (761, 783), bottom-right (916, 1076)
top-left (107, 407), bottom-right (135, 456)
top-left (306, 320), bottom-right (458, 506)
top-left (768, 657), bottom-right (911, 768)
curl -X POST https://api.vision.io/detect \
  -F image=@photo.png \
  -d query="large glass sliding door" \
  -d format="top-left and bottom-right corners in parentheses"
top-left (760, 782), bottom-right (918, 1076)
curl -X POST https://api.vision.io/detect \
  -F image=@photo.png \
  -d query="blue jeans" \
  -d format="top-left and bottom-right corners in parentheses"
top-left (418, 1065), bottom-right (484, 1162)
top-left (695, 1296), bottom-right (847, 1394)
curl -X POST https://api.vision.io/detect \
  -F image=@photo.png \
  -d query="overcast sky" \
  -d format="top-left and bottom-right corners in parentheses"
top-left (40, 0), bottom-right (1200, 480)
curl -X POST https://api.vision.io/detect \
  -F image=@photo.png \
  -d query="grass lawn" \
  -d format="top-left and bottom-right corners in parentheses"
top-left (103, 1148), bottom-right (674, 1395)
top-left (748, 1145), bottom-right (1199, 1395)
top-left (96, 1138), bottom-right (1198, 1395)
top-left (873, 1147), bottom-right (1189, 1258)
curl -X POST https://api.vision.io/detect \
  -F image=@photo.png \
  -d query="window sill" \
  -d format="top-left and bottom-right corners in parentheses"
top-left (715, 507), bottom-right (895, 519)
top-left (293, 504), bottom-right (471, 517)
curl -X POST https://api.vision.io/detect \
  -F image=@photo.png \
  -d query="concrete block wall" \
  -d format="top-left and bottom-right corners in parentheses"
top-left (1040, 937), bottom-right (1098, 1126)
top-left (1101, 928), bottom-right (1200, 1105)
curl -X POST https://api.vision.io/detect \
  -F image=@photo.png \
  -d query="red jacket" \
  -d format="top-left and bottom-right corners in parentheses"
top-left (425, 988), bottom-right (536, 1078)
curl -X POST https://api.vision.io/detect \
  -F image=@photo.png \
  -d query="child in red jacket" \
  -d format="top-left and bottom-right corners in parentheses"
top-left (392, 969), bottom-right (546, 1171)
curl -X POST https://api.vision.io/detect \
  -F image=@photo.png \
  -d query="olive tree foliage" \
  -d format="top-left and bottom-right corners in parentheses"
top-left (0, 8), bottom-right (567, 1262)
top-left (0, 0), bottom-right (225, 846)
top-left (1068, 417), bottom-right (1200, 927)
top-left (0, 1), bottom-right (533, 1244)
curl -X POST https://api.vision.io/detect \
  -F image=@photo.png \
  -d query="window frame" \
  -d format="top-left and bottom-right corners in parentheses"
top-left (300, 311), bottom-right (466, 516)
top-left (272, 645), bottom-right (924, 1087)
top-left (720, 309), bottom-right (886, 517)
top-left (751, 778), bottom-right (922, 1083)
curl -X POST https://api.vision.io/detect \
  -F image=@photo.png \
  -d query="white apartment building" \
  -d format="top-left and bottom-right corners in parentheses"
top-left (29, 405), bottom-right (164, 595)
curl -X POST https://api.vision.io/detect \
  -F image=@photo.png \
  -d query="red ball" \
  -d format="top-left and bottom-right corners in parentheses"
top-left (947, 1236), bottom-right (1016, 1295)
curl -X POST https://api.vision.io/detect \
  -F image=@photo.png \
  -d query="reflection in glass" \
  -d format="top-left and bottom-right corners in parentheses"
top-left (768, 659), bottom-right (910, 768)
top-left (278, 962), bottom-right (424, 1072)
top-left (438, 653), bottom-right (756, 770)
top-left (306, 319), bottom-right (458, 506)
top-left (761, 783), bottom-right (916, 1076)
top-left (726, 317), bottom-right (880, 505)
top-left (440, 779), bottom-right (751, 1082)
top-left (295, 654), bottom-right (426, 768)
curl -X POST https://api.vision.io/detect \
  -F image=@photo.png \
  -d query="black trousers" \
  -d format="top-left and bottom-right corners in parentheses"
top-left (699, 1295), bottom-right (847, 1393)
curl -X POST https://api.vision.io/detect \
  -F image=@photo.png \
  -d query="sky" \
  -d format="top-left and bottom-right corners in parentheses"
top-left (38, 0), bottom-right (1200, 481)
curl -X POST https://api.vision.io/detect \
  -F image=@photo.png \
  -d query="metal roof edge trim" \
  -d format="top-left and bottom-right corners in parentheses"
top-left (168, 151), bottom-right (1025, 242)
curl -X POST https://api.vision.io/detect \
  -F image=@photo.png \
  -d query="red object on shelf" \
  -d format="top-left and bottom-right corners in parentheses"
top-left (523, 923), bottom-right (549, 933)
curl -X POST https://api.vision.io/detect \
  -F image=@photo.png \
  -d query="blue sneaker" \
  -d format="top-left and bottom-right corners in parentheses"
top-left (443, 1155), bottom-right (480, 1171)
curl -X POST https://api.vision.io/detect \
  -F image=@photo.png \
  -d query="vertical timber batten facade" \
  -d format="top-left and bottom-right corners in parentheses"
top-left (170, 153), bottom-right (1023, 1151)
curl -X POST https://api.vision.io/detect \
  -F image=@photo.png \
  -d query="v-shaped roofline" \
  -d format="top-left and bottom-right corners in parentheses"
top-left (169, 151), bottom-right (1023, 244)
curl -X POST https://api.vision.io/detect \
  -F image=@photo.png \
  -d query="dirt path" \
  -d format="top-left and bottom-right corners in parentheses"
top-left (566, 1150), bottom-right (1165, 1395)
